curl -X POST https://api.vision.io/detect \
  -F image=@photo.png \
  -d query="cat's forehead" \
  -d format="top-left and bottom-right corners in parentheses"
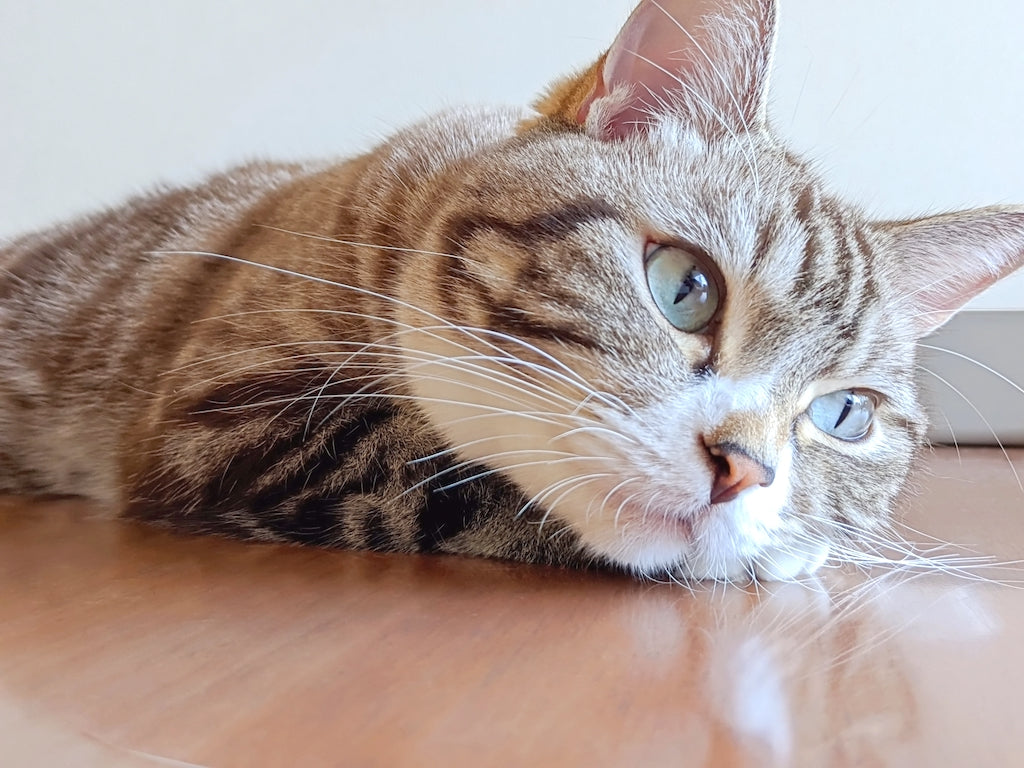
top-left (516, 126), bottom-right (829, 256)
top-left (625, 127), bottom-right (817, 251)
top-left (490, 127), bottom-right (911, 387)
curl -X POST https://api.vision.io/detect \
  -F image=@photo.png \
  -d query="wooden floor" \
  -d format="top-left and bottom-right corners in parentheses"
top-left (2, 447), bottom-right (1024, 767)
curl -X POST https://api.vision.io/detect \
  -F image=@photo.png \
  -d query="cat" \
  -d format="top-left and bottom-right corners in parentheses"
top-left (1, 0), bottom-right (1022, 583)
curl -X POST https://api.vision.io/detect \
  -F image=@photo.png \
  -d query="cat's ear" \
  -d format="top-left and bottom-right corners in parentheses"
top-left (533, 0), bottom-right (778, 140)
top-left (878, 207), bottom-right (1024, 337)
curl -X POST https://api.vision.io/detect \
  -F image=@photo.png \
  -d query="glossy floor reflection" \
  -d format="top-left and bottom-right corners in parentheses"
top-left (1, 448), bottom-right (1023, 767)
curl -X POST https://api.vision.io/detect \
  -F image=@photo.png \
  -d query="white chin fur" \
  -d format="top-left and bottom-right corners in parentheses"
top-left (588, 444), bottom-right (825, 583)
top-left (405, 340), bottom-right (824, 583)
top-left (751, 541), bottom-right (831, 582)
top-left (628, 538), bottom-right (830, 584)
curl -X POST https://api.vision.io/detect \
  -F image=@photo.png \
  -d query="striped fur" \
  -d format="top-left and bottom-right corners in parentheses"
top-left (1, 0), bottom-right (1023, 582)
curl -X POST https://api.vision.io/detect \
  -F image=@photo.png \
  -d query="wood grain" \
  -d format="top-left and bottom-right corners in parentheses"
top-left (2, 448), bottom-right (1024, 767)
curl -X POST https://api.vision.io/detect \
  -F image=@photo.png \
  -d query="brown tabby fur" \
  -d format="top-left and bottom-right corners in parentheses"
top-left (2, 0), bottom-right (1023, 581)
top-left (0, 115), bottom-right (591, 567)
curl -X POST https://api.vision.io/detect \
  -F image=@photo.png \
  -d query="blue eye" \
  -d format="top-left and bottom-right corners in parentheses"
top-left (808, 390), bottom-right (876, 441)
top-left (645, 245), bottom-right (721, 333)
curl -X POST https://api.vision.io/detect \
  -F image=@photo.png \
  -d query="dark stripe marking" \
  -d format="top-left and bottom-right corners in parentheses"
top-left (417, 475), bottom-right (482, 549)
top-left (444, 198), bottom-right (623, 258)
top-left (794, 186), bottom-right (820, 295)
top-left (488, 305), bottom-right (608, 353)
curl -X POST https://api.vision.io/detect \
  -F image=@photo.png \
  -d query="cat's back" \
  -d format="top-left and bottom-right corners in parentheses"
top-left (0, 104), bottom-right (525, 314)
top-left (0, 160), bottom-right (310, 306)
top-left (0, 106), bottom-right (525, 501)
top-left (0, 158), bottom-right (320, 413)
top-left (0, 160), bottom-right (320, 498)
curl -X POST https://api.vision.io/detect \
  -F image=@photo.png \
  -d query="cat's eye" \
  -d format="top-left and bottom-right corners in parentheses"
top-left (645, 245), bottom-right (721, 333)
top-left (807, 390), bottom-right (876, 441)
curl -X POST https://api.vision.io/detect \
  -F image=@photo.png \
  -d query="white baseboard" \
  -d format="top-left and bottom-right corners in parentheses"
top-left (919, 310), bottom-right (1024, 446)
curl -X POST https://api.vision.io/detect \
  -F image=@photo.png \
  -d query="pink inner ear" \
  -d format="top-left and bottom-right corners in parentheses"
top-left (883, 208), bottom-right (1024, 337)
top-left (579, 0), bottom-right (774, 140)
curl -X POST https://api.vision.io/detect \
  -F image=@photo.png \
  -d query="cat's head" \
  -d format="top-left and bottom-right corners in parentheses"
top-left (398, 0), bottom-right (1024, 580)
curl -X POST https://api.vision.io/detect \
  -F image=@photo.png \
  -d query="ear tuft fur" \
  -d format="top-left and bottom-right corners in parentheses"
top-left (529, 0), bottom-right (778, 141)
top-left (527, 56), bottom-right (608, 132)
top-left (879, 206), bottom-right (1024, 337)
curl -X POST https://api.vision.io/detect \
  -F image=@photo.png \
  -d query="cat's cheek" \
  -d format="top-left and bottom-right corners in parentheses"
top-left (566, 474), bottom-right (711, 576)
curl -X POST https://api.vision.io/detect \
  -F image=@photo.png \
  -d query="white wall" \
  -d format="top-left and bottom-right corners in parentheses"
top-left (3, 0), bottom-right (1024, 308)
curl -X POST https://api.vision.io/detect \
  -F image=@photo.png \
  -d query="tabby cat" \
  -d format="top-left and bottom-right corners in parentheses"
top-left (1, 0), bottom-right (1021, 582)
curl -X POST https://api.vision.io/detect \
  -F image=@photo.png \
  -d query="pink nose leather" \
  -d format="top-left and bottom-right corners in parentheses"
top-left (706, 444), bottom-right (775, 505)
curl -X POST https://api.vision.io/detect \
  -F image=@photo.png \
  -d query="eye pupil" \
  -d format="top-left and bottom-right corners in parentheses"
top-left (675, 270), bottom-right (709, 306)
top-left (674, 272), bottom-right (694, 304)
top-left (808, 390), bottom-right (876, 442)
top-left (834, 395), bottom-right (854, 430)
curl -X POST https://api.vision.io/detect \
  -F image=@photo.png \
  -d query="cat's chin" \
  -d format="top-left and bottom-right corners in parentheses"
top-left (594, 527), bottom-right (831, 584)
top-left (747, 542), bottom-right (831, 583)
top-left (576, 500), bottom-right (831, 583)
top-left (569, 445), bottom-right (829, 582)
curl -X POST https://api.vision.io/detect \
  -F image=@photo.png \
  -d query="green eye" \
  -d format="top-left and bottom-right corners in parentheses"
top-left (645, 245), bottom-right (721, 333)
top-left (808, 390), bottom-right (876, 441)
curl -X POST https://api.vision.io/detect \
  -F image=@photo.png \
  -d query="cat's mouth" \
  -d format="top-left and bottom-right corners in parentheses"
top-left (576, 456), bottom-right (797, 579)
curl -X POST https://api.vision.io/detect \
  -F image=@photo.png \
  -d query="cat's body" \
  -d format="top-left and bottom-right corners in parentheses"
top-left (0, 109), bottom-right (583, 566)
top-left (0, 107), bottom-right (604, 568)
top-left (2, 0), bottom-right (1023, 582)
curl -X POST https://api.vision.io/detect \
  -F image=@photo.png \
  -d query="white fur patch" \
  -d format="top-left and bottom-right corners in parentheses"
top-left (406, 325), bottom-right (824, 583)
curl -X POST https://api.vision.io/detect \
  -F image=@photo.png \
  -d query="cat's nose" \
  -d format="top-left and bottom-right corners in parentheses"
top-left (705, 443), bottom-right (775, 505)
